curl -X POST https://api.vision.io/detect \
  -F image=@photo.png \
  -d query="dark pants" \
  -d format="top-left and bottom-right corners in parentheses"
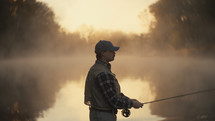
top-left (90, 108), bottom-right (117, 121)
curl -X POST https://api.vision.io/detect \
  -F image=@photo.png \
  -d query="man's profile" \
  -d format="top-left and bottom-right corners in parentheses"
top-left (84, 40), bottom-right (143, 121)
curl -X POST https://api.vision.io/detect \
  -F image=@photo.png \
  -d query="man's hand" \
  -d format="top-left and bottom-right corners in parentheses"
top-left (131, 99), bottom-right (143, 109)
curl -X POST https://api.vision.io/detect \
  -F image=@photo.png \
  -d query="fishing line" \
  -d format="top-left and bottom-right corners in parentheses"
top-left (142, 88), bottom-right (215, 104)
top-left (122, 88), bottom-right (215, 117)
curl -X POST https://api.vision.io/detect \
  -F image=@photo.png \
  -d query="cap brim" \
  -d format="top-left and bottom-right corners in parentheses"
top-left (112, 46), bottom-right (120, 51)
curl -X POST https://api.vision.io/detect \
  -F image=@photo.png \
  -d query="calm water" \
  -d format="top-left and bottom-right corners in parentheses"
top-left (0, 56), bottom-right (215, 121)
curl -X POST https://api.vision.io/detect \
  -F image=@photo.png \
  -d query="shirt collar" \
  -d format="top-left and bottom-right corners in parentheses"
top-left (96, 60), bottom-right (111, 70)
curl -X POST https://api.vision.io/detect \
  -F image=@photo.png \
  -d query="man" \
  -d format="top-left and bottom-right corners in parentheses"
top-left (84, 40), bottom-right (143, 121)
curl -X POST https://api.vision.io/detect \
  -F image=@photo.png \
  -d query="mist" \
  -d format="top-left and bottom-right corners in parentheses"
top-left (0, 57), bottom-right (93, 121)
top-left (0, 0), bottom-right (215, 121)
top-left (113, 56), bottom-right (215, 121)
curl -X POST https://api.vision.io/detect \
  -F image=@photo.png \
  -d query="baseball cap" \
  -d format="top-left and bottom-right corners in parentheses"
top-left (95, 40), bottom-right (120, 54)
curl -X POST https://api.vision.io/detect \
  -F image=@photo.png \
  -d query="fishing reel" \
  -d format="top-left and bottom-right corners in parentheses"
top-left (121, 109), bottom-right (131, 117)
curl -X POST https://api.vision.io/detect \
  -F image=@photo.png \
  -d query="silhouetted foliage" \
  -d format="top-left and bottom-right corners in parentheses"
top-left (148, 0), bottom-right (215, 56)
top-left (1, 0), bottom-right (54, 57)
top-left (147, 0), bottom-right (215, 120)
top-left (1, 0), bottom-right (215, 58)
top-left (0, 0), bottom-right (90, 58)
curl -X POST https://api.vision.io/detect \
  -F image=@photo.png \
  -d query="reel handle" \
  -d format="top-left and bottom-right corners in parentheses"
top-left (121, 109), bottom-right (131, 117)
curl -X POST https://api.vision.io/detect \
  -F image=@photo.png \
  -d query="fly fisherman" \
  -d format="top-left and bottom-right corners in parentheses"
top-left (84, 40), bottom-right (143, 121)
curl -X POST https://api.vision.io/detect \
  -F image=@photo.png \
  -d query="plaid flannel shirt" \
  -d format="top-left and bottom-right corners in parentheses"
top-left (96, 72), bottom-right (132, 109)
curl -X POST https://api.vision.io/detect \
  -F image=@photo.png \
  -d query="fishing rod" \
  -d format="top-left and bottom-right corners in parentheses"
top-left (142, 88), bottom-right (215, 104)
top-left (122, 88), bottom-right (215, 117)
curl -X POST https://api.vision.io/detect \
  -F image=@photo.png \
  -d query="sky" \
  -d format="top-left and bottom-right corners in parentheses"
top-left (37, 0), bottom-right (157, 34)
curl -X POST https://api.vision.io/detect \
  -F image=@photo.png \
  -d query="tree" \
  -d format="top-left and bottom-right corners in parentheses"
top-left (148, 0), bottom-right (215, 56)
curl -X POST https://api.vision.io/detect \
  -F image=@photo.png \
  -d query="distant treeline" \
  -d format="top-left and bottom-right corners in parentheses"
top-left (0, 0), bottom-right (215, 58)
top-left (149, 0), bottom-right (215, 57)
top-left (0, 0), bottom-right (89, 58)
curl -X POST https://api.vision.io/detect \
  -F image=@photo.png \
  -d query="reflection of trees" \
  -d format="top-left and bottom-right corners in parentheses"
top-left (114, 57), bottom-right (215, 121)
top-left (0, 65), bottom-right (62, 121)
top-left (0, 58), bottom-right (88, 121)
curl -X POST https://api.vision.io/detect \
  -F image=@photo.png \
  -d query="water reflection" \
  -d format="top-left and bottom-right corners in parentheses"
top-left (0, 56), bottom-right (92, 121)
top-left (37, 80), bottom-right (89, 121)
top-left (37, 78), bottom-right (163, 121)
top-left (0, 56), bottom-right (215, 121)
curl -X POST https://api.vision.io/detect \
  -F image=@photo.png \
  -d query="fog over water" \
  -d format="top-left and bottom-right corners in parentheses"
top-left (115, 56), bottom-right (215, 121)
top-left (0, 55), bottom-right (215, 121)
top-left (0, 56), bottom-right (92, 121)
